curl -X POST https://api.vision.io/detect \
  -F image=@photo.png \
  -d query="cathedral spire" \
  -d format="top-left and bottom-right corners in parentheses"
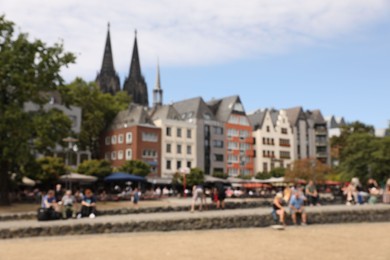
top-left (153, 60), bottom-right (163, 107)
top-left (96, 22), bottom-right (120, 95)
top-left (129, 30), bottom-right (142, 81)
top-left (123, 30), bottom-right (149, 107)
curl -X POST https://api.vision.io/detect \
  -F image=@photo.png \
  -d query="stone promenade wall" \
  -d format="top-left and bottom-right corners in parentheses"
top-left (1, 207), bottom-right (389, 239)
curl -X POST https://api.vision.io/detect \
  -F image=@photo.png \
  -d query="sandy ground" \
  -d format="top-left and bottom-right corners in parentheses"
top-left (0, 223), bottom-right (389, 260)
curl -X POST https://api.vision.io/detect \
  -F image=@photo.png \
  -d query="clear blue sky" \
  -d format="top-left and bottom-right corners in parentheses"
top-left (2, 0), bottom-right (390, 129)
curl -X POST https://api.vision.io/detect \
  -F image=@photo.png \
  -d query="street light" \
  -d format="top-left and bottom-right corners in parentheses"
top-left (62, 136), bottom-right (78, 189)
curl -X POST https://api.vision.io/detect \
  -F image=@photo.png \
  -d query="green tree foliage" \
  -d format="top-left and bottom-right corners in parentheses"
top-left (270, 167), bottom-right (285, 178)
top-left (0, 16), bottom-right (75, 205)
top-left (32, 108), bottom-right (72, 154)
top-left (212, 171), bottom-right (228, 179)
top-left (339, 133), bottom-right (390, 184)
top-left (186, 168), bottom-right (205, 187)
top-left (77, 159), bottom-right (112, 179)
top-left (255, 171), bottom-right (271, 180)
top-left (33, 157), bottom-right (66, 185)
top-left (63, 79), bottom-right (131, 159)
top-left (118, 160), bottom-right (151, 177)
top-left (331, 121), bottom-right (374, 161)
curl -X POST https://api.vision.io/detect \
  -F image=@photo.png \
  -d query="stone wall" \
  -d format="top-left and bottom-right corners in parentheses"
top-left (1, 207), bottom-right (389, 239)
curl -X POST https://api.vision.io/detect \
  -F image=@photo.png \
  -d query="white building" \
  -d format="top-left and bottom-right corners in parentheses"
top-left (249, 109), bottom-right (294, 173)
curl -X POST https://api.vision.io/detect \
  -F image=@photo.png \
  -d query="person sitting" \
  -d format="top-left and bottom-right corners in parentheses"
top-left (272, 192), bottom-right (285, 226)
top-left (305, 180), bottom-right (319, 206)
top-left (61, 190), bottom-right (77, 219)
top-left (42, 190), bottom-right (59, 211)
top-left (40, 190), bottom-right (60, 220)
top-left (78, 189), bottom-right (97, 218)
top-left (367, 178), bottom-right (380, 204)
top-left (383, 178), bottom-right (390, 204)
top-left (289, 190), bottom-right (307, 225)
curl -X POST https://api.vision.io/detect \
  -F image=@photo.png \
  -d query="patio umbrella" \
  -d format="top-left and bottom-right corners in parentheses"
top-left (59, 172), bottom-right (97, 183)
top-left (104, 172), bottom-right (146, 182)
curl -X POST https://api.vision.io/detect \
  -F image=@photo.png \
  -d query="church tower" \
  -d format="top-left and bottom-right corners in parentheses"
top-left (123, 30), bottom-right (149, 107)
top-left (96, 23), bottom-right (120, 95)
top-left (153, 61), bottom-right (163, 107)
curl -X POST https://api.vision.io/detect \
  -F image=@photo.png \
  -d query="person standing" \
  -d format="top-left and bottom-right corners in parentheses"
top-left (190, 184), bottom-right (204, 212)
top-left (133, 187), bottom-right (140, 209)
top-left (305, 180), bottom-right (319, 206)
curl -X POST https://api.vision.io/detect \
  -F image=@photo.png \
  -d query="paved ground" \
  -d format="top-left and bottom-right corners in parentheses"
top-left (1, 222), bottom-right (389, 260)
top-left (1, 203), bottom-right (389, 230)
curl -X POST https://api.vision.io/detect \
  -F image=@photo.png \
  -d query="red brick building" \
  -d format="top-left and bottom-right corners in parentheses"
top-left (100, 104), bottom-right (161, 176)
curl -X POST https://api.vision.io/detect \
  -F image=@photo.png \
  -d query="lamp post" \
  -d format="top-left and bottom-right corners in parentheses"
top-left (62, 137), bottom-right (78, 189)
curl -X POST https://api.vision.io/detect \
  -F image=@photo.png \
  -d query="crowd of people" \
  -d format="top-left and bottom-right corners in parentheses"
top-left (342, 177), bottom-right (390, 205)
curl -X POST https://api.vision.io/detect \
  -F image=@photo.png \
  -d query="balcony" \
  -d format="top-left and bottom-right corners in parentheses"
top-left (245, 137), bottom-right (255, 144)
top-left (246, 150), bottom-right (255, 157)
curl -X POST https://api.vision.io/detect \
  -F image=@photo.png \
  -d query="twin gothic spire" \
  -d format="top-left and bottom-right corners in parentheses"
top-left (97, 24), bottom-right (161, 108)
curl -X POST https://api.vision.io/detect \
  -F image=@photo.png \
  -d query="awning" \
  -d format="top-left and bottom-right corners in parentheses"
top-left (204, 175), bottom-right (230, 184)
top-left (60, 173), bottom-right (97, 183)
top-left (147, 176), bottom-right (172, 185)
top-left (104, 172), bottom-right (146, 182)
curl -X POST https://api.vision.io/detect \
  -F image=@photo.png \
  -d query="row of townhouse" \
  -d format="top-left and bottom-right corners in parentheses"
top-left (96, 25), bottom-right (330, 178)
top-left (99, 94), bottom-right (331, 178)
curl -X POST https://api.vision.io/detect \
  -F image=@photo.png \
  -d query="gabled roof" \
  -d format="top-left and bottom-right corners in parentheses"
top-left (248, 109), bottom-right (267, 130)
top-left (109, 104), bottom-right (154, 130)
top-left (284, 106), bottom-right (305, 126)
top-left (172, 97), bottom-right (216, 121)
top-left (306, 109), bottom-right (326, 124)
top-left (206, 95), bottom-right (243, 122)
top-left (269, 109), bottom-right (280, 127)
top-left (150, 104), bottom-right (181, 121)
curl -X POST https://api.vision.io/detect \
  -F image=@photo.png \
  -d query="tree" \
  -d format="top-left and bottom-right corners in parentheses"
top-left (0, 16), bottom-right (75, 205)
top-left (185, 168), bottom-right (205, 187)
top-left (255, 171), bottom-right (271, 180)
top-left (77, 159), bottom-right (112, 179)
top-left (63, 79), bottom-right (130, 158)
top-left (269, 167), bottom-right (286, 178)
top-left (33, 157), bottom-right (66, 186)
top-left (212, 172), bottom-right (228, 179)
top-left (285, 158), bottom-right (330, 182)
top-left (118, 160), bottom-right (151, 177)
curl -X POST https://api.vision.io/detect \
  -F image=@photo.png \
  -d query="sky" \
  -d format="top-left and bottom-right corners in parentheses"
top-left (2, 0), bottom-right (390, 129)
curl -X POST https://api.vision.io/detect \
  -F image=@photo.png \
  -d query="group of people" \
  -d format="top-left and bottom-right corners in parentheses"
top-left (343, 177), bottom-right (390, 205)
top-left (272, 180), bottom-right (320, 226)
top-left (190, 183), bottom-right (227, 212)
top-left (40, 185), bottom-right (97, 220)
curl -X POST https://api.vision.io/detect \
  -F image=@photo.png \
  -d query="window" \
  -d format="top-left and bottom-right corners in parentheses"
top-left (177, 128), bottom-right (182, 138)
top-left (186, 145), bottom-right (192, 155)
top-left (111, 135), bottom-right (117, 144)
top-left (126, 132), bottom-right (132, 144)
top-left (166, 127), bottom-right (171, 136)
top-left (281, 128), bottom-right (288, 134)
top-left (239, 130), bottom-right (249, 139)
top-left (142, 150), bottom-right (157, 158)
top-left (105, 152), bottom-right (110, 160)
top-left (166, 160), bottom-right (171, 170)
top-left (266, 126), bottom-right (270, 132)
top-left (166, 143), bottom-right (171, 153)
top-left (105, 136), bottom-right (111, 145)
top-left (215, 154), bottom-right (224, 162)
top-left (177, 160), bottom-right (182, 170)
top-left (186, 129), bottom-right (192, 139)
top-left (118, 134), bottom-right (124, 144)
top-left (233, 102), bottom-right (244, 112)
top-left (227, 128), bottom-right (239, 137)
top-left (111, 151), bottom-right (116, 160)
top-left (214, 127), bottom-right (223, 135)
top-left (280, 151), bottom-right (291, 159)
top-left (228, 168), bottom-right (239, 175)
top-left (228, 155), bottom-right (238, 163)
top-left (228, 142), bottom-right (239, 150)
top-left (177, 144), bottom-right (182, 154)
top-left (118, 150), bottom-right (123, 160)
top-left (187, 161), bottom-right (192, 168)
top-left (279, 138), bottom-right (290, 147)
top-left (142, 132), bottom-right (158, 142)
top-left (240, 143), bottom-right (250, 151)
top-left (125, 149), bottom-right (132, 160)
top-left (214, 140), bottom-right (224, 148)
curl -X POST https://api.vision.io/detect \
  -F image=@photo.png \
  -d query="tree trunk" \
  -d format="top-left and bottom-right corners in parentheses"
top-left (0, 160), bottom-right (10, 206)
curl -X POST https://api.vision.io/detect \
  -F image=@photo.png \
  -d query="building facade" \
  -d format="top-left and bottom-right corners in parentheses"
top-left (100, 104), bottom-right (161, 175)
top-left (207, 96), bottom-right (255, 177)
top-left (249, 109), bottom-right (294, 173)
